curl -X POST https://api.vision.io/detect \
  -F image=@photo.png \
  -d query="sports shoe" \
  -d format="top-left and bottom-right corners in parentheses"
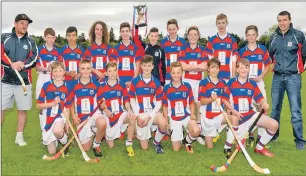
top-left (15, 138), bottom-right (27, 147)
top-left (153, 143), bottom-right (164, 154)
top-left (119, 132), bottom-right (125, 140)
top-left (185, 145), bottom-right (194, 154)
top-left (296, 142), bottom-right (305, 150)
top-left (93, 146), bottom-right (103, 157)
top-left (213, 134), bottom-right (220, 143)
top-left (126, 145), bottom-right (135, 157)
top-left (224, 148), bottom-right (232, 159)
top-left (197, 135), bottom-right (206, 145)
top-left (247, 136), bottom-right (255, 148)
top-left (254, 147), bottom-right (275, 157)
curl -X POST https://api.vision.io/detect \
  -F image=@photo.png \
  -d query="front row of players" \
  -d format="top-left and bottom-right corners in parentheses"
top-left (37, 56), bottom-right (278, 159)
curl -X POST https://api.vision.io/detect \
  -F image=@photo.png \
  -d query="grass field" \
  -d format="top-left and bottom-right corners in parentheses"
top-left (1, 70), bottom-right (306, 175)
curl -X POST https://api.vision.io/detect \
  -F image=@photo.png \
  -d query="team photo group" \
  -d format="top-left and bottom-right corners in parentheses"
top-left (1, 4), bottom-right (306, 175)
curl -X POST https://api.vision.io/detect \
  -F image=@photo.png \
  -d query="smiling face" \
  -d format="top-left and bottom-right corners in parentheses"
top-left (107, 66), bottom-right (117, 80)
top-left (141, 62), bottom-right (154, 76)
top-left (148, 31), bottom-right (159, 45)
top-left (277, 14), bottom-right (291, 33)
top-left (170, 65), bottom-right (183, 82)
top-left (94, 23), bottom-right (103, 41)
top-left (236, 62), bottom-right (249, 79)
top-left (14, 20), bottom-right (29, 35)
top-left (52, 66), bottom-right (65, 81)
top-left (79, 62), bottom-right (92, 79)
top-left (44, 34), bottom-right (56, 46)
top-left (188, 29), bottom-right (199, 45)
top-left (246, 29), bottom-right (258, 44)
top-left (66, 31), bottom-right (77, 46)
top-left (120, 27), bottom-right (130, 41)
top-left (167, 24), bottom-right (179, 38)
top-left (208, 62), bottom-right (220, 78)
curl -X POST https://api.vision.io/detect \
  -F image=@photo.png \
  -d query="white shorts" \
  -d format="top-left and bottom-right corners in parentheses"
top-left (36, 73), bottom-right (51, 99)
top-left (42, 117), bottom-right (66, 145)
top-left (105, 112), bottom-right (128, 141)
top-left (136, 113), bottom-right (157, 140)
top-left (237, 112), bottom-right (261, 140)
top-left (1, 83), bottom-right (32, 110)
top-left (77, 114), bottom-right (102, 144)
top-left (170, 116), bottom-right (190, 141)
top-left (183, 78), bottom-right (200, 103)
top-left (200, 113), bottom-right (223, 137)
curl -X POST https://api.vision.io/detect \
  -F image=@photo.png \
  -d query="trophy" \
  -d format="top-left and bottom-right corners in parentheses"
top-left (134, 4), bottom-right (147, 27)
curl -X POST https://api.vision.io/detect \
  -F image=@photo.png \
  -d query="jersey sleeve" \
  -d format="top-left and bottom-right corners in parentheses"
top-left (206, 39), bottom-right (213, 57)
top-left (36, 83), bottom-right (47, 103)
top-left (84, 47), bottom-right (92, 60)
top-left (263, 47), bottom-right (272, 66)
top-left (135, 45), bottom-right (144, 62)
top-left (178, 46), bottom-right (186, 62)
top-left (253, 83), bottom-right (264, 103)
top-left (187, 84), bottom-right (195, 104)
top-left (223, 81), bottom-right (231, 101)
top-left (198, 80), bottom-right (207, 101)
top-left (128, 79), bottom-right (137, 98)
top-left (109, 47), bottom-right (118, 62)
top-left (201, 47), bottom-right (209, 62)
top-left (155, 81), bottom-right (163, 101)
top-left (162, 86), bottom-right (169, 107)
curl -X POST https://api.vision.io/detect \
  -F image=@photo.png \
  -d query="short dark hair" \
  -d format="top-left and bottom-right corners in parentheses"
top-left (149, 27), bottom-right (159, 33)
top-left (208, 58), bottom-right (221, 68)
top-left (120, 22), bottom-right (130, 31)
top-left (141, 55), bottom-right (154, 65)
top-left (245, 25), bottom-right (258, 36)
top-left (66, 26), bottom-right (78, 36)
top-left (278, 11), bottom-right (291, 20)
top-left (44, 28), bottom-right (56, 37)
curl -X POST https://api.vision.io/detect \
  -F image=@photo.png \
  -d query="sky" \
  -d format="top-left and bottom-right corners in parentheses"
top-left (2, 2), bottom-right (306, 39)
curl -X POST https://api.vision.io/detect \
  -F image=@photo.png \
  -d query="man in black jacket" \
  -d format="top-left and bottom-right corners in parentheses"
top-left (1, 14), bottom-right (38, 146)
top-left (269, 11), bottom-right (306, 150)
top-left (134, 23), bottom-right (166, 86)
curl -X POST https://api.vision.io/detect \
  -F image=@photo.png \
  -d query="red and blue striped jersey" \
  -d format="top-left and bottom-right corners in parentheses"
top-left (178, 43), bottom-right (209, 80)
top-left (163, 81), bottom-right (194, 121)
top-left (160, 35), bottom-right (187, 81)
top-left (238, 44), bottom-right (271, 79)
top-left (36, 80), bottom-right (72, 131)
top-left (198, 77), bottom-right (227, 119)
top-left (206, 33), bottom-right (238, 80)
top-left (68, 78), bottom-right (102, 122)
top-left (128, 75), bottom-right (163, 113)
top-left (223, 77), bottom-right (264, 124)
top-left (99, 80), bottom-right (129, 127)
top-left (109, 41), bottom-right (143, 85)
top-left (84, 42), bottom-right (113, 80)
top-left (36, 45), bottom-right (60, 69)
top-left (58, 45), bottom-right (85, 80)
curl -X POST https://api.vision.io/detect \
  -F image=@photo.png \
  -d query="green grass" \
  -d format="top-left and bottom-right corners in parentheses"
top-left (2, 70), bottom-right (306, 175)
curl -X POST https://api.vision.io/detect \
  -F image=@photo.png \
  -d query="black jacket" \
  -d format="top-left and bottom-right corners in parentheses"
top-left (1, 27), bottom-right (38, 85)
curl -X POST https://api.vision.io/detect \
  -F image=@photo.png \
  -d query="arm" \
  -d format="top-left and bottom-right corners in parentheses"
top-left (301, 32), bottom-right (306, 71)
top-left (23, 37), bottom-right (38, 70)
top-left (134, 61), bottom-right (141, 78)
top-left (190, 102), bottom-right (196, 120)
top-left (130, 98), bottom-right (139, 116)
top-left (163, 105), bottom-right (168, 119)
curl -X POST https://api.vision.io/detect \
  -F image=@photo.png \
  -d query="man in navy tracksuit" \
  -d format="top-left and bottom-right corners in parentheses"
top-left (1, 14), bottom-right (38, 146)
top-left (269, 11), bottom-right (306, 150)
top-left (133, 24), bottom-right (166, 86)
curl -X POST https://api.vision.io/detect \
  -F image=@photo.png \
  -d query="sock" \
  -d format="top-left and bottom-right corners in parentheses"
top-left (125, 140), bottom-right (133, 146)
top-left (93, 139), bottom-right (101, 148)
top-left (58, 132), bottom-right (68, 145)
top-left (16, 132), bottom-right (23, 139)
top-left (183, 133), bottom-right (197, 146)
top-left (224, 126), bottom-right (238, 149)
top-left (154, 127), bottom-right (166, 145)
top-left (256, 129), bottom-right (275, 150)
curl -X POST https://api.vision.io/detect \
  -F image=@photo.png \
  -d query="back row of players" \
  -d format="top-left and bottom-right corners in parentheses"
top-left (36, 13), bottom-right (278, 158)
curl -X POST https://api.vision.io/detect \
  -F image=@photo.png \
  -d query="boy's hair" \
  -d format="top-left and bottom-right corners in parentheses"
top-left (187, 26), bottom-right (200, 36)
top-left (141, 55), bottom-right (154, 64)
top-left (79, 59), bottom-right (92, 66)
top-left (89, 21), bottom-right (109, 45)
top-left (236, 58), bottom-right (250, 68)
top-left (207, 58), bottom-right (221, 68)
top-left (278, 11), bottom-right (291, 20)
top-left (106, 61), bottom-right (117, 70)
top-left (50, 61), bottom-right (65, 71)
top-left (170, 61), bottom-right (183, 71)
top-left (120, 22), bottom-right (130, 31)
top-left (167, 19), bottom-right (178, 28)
top-left (149, 27), bottom-right (159, 34)
top-left (216, 13), bottom-right (228, 23)
top-left (44, 28), bottom-right (55, 37)
top-left (245, 25), bottom-right (258, 35)
top-left (66, 26), bottom-right (78, 36)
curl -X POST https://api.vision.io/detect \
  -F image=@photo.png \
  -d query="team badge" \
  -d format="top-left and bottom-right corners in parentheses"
top-left (130, 51), bottom-right (134, 55)
top-left (177, 46), bottom-right (181, 51)
top-left (90, 90), bottom-right (94, 95)
top-left (258, 55), bottom-right (262, 60)
top-left (287, 42), bottom-right (292, 47)
top-left (227, 44), bottom-right (231, 48)
top-left (197, 53), bottom-right (201, 58)
top-left (117, 91), bottom-right (121, 96)
top-left (54, 56), bottom-right (57, 60)
top-left (77, 54), bottom-right (80, 58)
top-left (103, 50), bottom-right (106, 54)
top-left (151, 89), bottom-right (154, 93)
top-left (61, 94), bottom-right (65, 99)
top-left (23, 45), bottom-right (28, 50)
top-left (155, 51), bottom-right (159, 57)
top-left (183, 92), bottom-right (186, 98)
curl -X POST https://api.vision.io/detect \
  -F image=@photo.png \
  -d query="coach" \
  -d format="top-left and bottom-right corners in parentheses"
top-left (269, 11), bottom-right (306, 150)
top-left (1, 14), bottom-right (38, 146)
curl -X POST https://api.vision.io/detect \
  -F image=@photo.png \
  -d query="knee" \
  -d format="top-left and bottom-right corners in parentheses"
top-left (191, 126), bottom-right (200, 137)
top-left (83, 145), bottom-right (90, 152)
top-left (53, 128), bottom-right (64, 138)
top-left (172, 145), bottom-right (181, 152)
top-left (158, 118), bottom-right (167, 131)
top-left (107, 141), bottom-right (115, 148)
top-left (129, 118), bottom-right (136, 126)
top-left (96, 117), bottom-right (107, 129)
top-left (271, 120), bottom-right (279, 132)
